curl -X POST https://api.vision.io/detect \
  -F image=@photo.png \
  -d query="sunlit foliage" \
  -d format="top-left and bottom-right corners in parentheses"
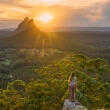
top-left (0, 54), bottom-right (110, 110)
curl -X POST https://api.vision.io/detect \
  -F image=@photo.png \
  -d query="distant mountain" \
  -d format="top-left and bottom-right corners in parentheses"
top-left (0, 29), bottom-right (14, 38)
top-left (1, 17), bottom-right (110, 53)
top-left (0, 17), bottom-right (65, 50)
top-left (13, 17), bottom-right (40, 34)
top-left (44, 27), bottom-right (110, 32)
top-left (5, 28), bottom-right (15, 31)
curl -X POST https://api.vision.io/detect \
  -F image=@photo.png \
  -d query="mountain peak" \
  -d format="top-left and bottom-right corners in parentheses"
top-left (28, 19), bottom-right (34, 25)
top-left (29, 19), bottom-right (34, 23)
top-left (14, 17), bottom-right (40, 33)
top-left (24, 17), bottom-right (30, 21)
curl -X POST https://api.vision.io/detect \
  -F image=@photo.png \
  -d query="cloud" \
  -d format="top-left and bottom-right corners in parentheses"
top-left (53, 1), bottom-right (109, 27)
top-left (0, 6), bottom-right (30, 20)
top-left (0, 0), bottom-right (31, 20)
top-left (103, 0), bottom-right (110, 19)
top-left (0, 0), bottom-right (30, 8)
top-left (58, 0), bottom-right (106, 6)
top-left (0, 0), bottom-right (110, 28)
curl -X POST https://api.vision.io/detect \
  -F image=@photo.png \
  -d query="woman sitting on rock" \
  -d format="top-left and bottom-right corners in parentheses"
top-left (68, 72), bottom-right (77, 102)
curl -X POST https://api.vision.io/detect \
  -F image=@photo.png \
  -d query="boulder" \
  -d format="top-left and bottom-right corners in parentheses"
top-left (62, 99), bottom-right (87, 110)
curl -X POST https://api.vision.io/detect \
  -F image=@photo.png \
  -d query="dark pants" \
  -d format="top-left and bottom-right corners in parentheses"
top-left (69, 85), bottom-right (76, 101)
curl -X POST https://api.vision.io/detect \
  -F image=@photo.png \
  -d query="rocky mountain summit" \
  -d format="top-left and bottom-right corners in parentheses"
top-left (62, 99), bottom-right (87, 110)
top-left (14, 17), bottom-right (40, 33)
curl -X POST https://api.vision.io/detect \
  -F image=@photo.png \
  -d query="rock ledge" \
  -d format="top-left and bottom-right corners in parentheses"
top-left (62, 99), bottom-right (87, 110)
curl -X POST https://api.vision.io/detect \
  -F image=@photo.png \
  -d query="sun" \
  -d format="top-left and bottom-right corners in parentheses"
top-left (38, 14), bottom-right (54, 23)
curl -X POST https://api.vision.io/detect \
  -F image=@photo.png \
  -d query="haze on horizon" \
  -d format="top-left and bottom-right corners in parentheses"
top-left (0, 0), bottom-right (110, 28)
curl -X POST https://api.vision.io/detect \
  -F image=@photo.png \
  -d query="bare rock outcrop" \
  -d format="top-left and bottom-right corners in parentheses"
top-left (62, 99), bottom-right (87, 110)
top-left (14, 17), bottom-right (40, 33)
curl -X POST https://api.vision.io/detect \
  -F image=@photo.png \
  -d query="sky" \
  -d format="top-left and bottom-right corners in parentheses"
top-left (0, 0), bottom-right (110, 28)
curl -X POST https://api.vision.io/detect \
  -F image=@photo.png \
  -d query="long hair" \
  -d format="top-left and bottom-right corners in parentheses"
top-left (68, 72), bottom-right (74, 83)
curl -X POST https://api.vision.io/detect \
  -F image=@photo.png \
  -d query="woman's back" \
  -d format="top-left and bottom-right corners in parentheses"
top-left (68, 72), bottom-right (77, 101)
top-left (69, 77), bottom-right (77, 86)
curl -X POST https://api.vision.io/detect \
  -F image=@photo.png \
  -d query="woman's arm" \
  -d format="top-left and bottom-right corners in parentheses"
top-left (75, 81), bottom-right (77, 88)
top-left (75, 77), bottom-right (77, 88)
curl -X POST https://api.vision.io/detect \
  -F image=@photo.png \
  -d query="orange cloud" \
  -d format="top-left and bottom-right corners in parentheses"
top-left (0, 0), bottom-right (110, 28)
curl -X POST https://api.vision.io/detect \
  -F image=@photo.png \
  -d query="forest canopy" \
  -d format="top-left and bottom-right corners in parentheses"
top-left (0, 54), bottom-right (110, 110)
